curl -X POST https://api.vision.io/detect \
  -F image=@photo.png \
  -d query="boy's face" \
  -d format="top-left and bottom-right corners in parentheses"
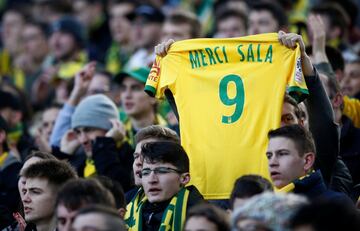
top-left (266, 137), bottom-right (307, 189)
top-left (22, 177), bottom-right (56, 224)
top-left (141, 160), bottom-right (189, 203)
top-left (120, 77), bottom-right (156, 118)
top-left (133, 138), bottom-right (157, 186)
top-left (248, 10), bottom-right (279, 35)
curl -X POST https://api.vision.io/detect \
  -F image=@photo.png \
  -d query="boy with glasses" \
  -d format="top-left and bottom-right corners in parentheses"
top-left (125, 141), bottom-right (204, 231)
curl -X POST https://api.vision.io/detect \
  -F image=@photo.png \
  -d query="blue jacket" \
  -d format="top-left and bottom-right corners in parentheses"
top-left (293, 171), bottom-right (351, 203)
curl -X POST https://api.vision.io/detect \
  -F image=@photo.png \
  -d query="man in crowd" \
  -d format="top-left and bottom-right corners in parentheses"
top-left (125, 5), bottom-right (164, 69)
top-left (247, 2), bottom-right (288, 35)
top-left (115, 67), bottom-right (167, 147)
top-left (266, 125), bottom-right (348, 201)
top-left (21, 159), bottom-right (77, 231)
top-left (214, 6), bottom-right (247, 38)
top-left (55, 178), bottom-right (117, 231)
top-left (72, 205), bottom-right (127, 231)
top-left (161, 9), bottom-right (201, 42)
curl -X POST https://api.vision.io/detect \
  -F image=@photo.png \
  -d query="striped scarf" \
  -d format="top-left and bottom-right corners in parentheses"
top-left (125, 187), bottom-right (190, 231)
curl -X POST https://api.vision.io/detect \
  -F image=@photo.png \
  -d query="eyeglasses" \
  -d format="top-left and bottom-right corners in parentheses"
top-left (141, 167), bottom-right (182, 177)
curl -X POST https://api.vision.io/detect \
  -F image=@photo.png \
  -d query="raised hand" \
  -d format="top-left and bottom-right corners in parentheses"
top-left (278, 30), bottom-right (314, 76)
top-left (60, 129), bottom-right (80, 155)
top-left (105, 119), bottom-right (126, 142)
top-left (155, 39), bottom-right (175, 57)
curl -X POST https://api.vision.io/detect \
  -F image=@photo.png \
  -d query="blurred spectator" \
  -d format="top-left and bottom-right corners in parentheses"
top-left (229, 175), bottom-right (273, 211)
top-left (72, 205), bottom-right (127, 231)
top-left (32, 16), bottom-right (88, 107)
top-left (30, 0), bottom-right (73, 24)
top-left (34, 104), bottom-right (61, 153)
top-left (214, 6), bottom-right (247, 38)
top-left (161, 9), bottom-right (201, 42)
top-left (184, 203), bottom-right (230, 231)
top-left (319, 70), bottom-right (360, 189)
top-left (14, 21), bottom-right (49, 96)
top-left (125, 5), bottom-right (164, 69)
top-left (55, 178), bottom-right (116, 231)
top-left (0, 115), bottom-right (22, 230)
top-left (247, 2), bottom-right (288, 35)
top-left (94, 175), bottom-right (127, 217)
top-left (180, 0), bottom-right (214, 36)
top-left (114, 67), bottom-right (167, 147)
top-left (290, 200), bottom-right (360, 231)
top-left (232, 192), bottom-right (307, 231)
top-left (73, 0), bottom-right (111, 62)
top-left (105, 0), bottom-right (136, 75)
top-left (309, 3), bottom-right (357, 61)
top-left (0, 8), bottom-right (25, 87)
top-left (341, 58), bottom-right (360, 99)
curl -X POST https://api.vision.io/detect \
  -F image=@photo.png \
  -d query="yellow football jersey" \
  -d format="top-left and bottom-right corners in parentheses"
top-left (145, 33), bottom-right (308, 199)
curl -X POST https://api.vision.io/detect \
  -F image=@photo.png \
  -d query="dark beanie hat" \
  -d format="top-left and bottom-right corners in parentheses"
top-left (71, 94), bottom-right (119, 131)
top-left (51, 16), bottom-right (86, 47)
top-left (135, 5), bottom-right (165, 23)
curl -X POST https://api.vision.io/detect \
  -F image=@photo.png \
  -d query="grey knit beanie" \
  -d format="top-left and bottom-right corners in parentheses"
top-left (71, 94), bottom-right (119, 131)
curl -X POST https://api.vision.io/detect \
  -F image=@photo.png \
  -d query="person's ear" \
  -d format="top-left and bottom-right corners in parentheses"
top-left (303, 152), bottom-right (315, 172)
top-left (332, 92), bottom-right (343, 108)
top-left (180, 173), bottom-right (190, 186)
top-left (118, 208), bottom-right (126, 219)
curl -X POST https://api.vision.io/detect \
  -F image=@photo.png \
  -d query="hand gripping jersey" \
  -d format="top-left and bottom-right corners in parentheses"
top-left (145, 33), bottom-right (308, 199)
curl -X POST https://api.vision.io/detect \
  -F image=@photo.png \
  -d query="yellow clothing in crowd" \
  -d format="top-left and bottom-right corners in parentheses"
top-left (343, 95), bottom-right (360, 128)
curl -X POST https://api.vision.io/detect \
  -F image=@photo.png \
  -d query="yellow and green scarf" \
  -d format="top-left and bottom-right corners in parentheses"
top-left (125, 187), bottom-right (190, 231)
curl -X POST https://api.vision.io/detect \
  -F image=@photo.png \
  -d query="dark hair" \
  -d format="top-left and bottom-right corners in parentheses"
top-left (229, 175), bottom-right (273, 209)
top-left (135, 125), bottom-right (180, 144)
top-left (185, 203), bottom-right (230, 231)
top-left (166, 10), bottom-right (202, 38)
top-left (75, 205), bottom-right (127, 231)
top-left (251, 2), bottom-right (288, 28)
top-left (268, 125), bottom-right (316, 156)
top-left (290, 200), bottom-right (360, 230)
top-left (24, 150), bottom-right (56, 162)
top-left (56, 178), bottom-right (115, 211)
top-left (22, 159), bottom-right (77, 188)
top-left (215, 6), bottom-right (247, 30)
top-left (310, 3), bottom-right (350, 37)
top-left (284, 94), bottom-right (302, 120)
top-left (141, 141), bottom-right (189, 173)
top-left (94, 175), bottom-right (126, 209)
top-left (25, 20), bottom-right (51, 38)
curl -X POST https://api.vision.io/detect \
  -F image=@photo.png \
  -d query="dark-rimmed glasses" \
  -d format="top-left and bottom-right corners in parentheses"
top-left (141, 167), bottom-right (181, 178)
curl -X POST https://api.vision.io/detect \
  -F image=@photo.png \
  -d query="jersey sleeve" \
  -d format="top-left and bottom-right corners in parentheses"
top-left (145, 56), bottom-right (162, 97)
top-left (286, 46), bottom-right (309, 102)
top-left (145, 53), bottom-right (180, 99)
